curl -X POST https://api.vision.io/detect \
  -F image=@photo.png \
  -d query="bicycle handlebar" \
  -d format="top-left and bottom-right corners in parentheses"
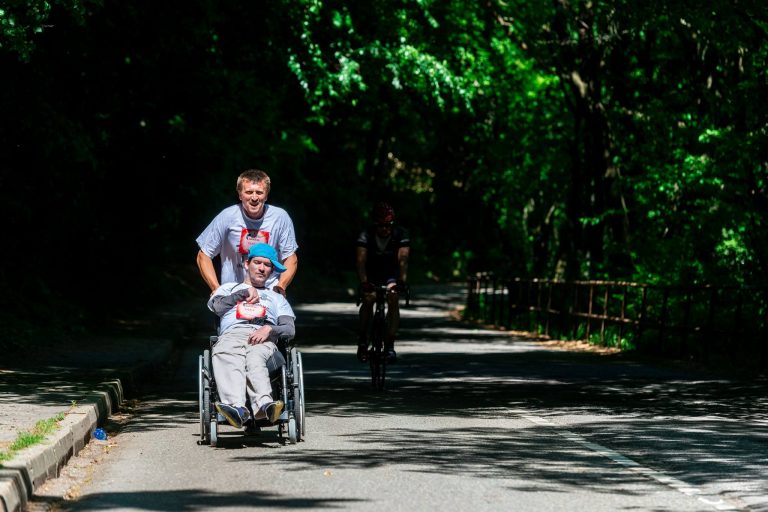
top-left (356, 283), bottom-right (411, 307)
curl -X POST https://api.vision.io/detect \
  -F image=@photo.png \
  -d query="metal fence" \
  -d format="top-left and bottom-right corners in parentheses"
top-left (466, 273), bottom-right (768, 370)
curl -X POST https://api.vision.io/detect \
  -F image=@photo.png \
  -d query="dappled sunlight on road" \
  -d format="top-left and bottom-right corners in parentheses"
top-left (126, 283), bottom-right (768, 511)
top-left (294, 302), bottom-right (358, 314)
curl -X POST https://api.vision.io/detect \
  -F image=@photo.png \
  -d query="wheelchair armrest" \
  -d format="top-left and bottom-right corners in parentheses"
top-left (276, 334), bottom-right (295, 352)
top-left (277, 334), bottom-right (295, 345)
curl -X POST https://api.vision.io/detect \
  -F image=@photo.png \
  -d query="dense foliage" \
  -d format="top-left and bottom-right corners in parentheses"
top-left (2, 1), bottom-right (767, 334)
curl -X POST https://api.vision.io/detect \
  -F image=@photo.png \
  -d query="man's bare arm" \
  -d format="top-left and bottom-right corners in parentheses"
top-left (196, 250), bottom-right (220, 293)
top-left (277, 253), bottom-right (298, 290)
top-left (356, 247), bottom-right (368, 283)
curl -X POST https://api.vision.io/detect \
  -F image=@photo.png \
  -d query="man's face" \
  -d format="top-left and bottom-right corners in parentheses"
top-left (375, 222), bottom-right (393, 237)
top-left (239, 179), bottom-right (269, 220)
top-left (247, 256), bottom-right (274, 287)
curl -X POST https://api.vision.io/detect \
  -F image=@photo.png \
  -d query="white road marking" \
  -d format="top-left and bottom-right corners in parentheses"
top-left (517, 412), bottom-right (741, 511)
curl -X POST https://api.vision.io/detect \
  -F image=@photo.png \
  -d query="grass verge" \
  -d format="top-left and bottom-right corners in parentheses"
top-left (0, 413), bottom-right (66, 463)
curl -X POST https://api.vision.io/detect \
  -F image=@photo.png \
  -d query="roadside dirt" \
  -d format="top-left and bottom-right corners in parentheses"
top-left (26, 403), bottom-right (138, 511)
top-left (450, 307), bottom-right (622, 355)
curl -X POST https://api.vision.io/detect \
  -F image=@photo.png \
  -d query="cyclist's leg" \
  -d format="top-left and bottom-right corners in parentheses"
top-left (357, 293), bottom-right (375, 361)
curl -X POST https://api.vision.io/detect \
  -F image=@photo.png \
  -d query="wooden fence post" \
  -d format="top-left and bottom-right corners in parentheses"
top-left (619, 285), bottom-right (627, 347)
top-left (572, 285), bottom-right (580, 340)
top-left (585, 284), bottom-right (595, 342)
top-left (600, 285), bottom-right (609, 346)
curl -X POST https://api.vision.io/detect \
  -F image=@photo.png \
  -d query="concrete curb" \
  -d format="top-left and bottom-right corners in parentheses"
top-left (0, 382), bottom-right (122, 512)
top-left (0, 338), bottom-right (172, 512)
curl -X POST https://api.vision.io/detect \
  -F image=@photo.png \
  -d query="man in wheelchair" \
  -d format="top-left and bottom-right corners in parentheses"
top-left (208, 243), bottom-right (296, 429)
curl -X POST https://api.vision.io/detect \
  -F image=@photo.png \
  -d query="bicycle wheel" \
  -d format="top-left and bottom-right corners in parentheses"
top-left (370, 314), bottom-right (386, 390)
top-left (375, 356), bottom-right (386, 391)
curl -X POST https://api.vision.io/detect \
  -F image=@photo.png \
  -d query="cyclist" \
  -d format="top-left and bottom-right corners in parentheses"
top-left (356, 201), bottom-right (410, 363)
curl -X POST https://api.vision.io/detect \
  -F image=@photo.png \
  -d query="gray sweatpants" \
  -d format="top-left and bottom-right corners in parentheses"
top-left (212, 324), bottom-right (278, 412)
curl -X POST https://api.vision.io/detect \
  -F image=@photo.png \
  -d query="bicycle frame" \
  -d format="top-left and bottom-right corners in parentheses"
top-left (368, 286), bottom-right (389, 390)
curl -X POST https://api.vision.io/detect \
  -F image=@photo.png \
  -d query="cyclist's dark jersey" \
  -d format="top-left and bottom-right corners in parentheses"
top-left (357, 226), bottom-right (410, 285)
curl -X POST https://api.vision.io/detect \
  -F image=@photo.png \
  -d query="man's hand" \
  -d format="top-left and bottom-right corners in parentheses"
top-left (248, 325), bottom-right (272, 345)
top-left (244, 287), bottom-right (260, 303)
top-left (273, 285), bottom-right (286, 297)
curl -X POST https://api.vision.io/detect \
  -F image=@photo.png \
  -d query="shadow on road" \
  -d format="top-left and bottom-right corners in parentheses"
top-left (117, 283), bottom-right (768, 508)
top-left (59, 489), bottom-right (362, 511)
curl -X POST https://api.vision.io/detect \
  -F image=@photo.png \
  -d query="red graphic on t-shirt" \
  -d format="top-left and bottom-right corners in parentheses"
top-left (236, 301), bottom-right (267, 320)
top-left (238, 228), bottom-right (270, 254)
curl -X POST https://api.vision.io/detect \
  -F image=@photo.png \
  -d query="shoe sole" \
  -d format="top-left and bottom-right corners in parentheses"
top-left (215, 403), bottom-right (244, 429)
top-left (266, 401), bottom-right (284, 423)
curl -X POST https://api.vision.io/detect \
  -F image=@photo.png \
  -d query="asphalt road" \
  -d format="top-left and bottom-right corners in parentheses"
top-left (30, 284), bottom-right (768, 511)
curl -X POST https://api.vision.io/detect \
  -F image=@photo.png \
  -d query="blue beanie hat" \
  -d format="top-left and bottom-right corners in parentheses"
top-left (247, 243), bottom-right (287, 273)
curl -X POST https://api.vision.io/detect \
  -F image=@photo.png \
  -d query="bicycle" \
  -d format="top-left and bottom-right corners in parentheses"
top-left (360, 283), bottom-right (410, 390)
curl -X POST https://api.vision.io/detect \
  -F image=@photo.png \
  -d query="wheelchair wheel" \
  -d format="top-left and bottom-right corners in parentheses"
top-left (210, 419), bottom-right (218, 447)
top-left (288, 418), bottom-right (298, 444)
top-left (297, 351), bottom-right (306, 437)
top-left (288, 348), bottom-right (304, 442)
top-left (201, 349), bottom-right (219, 447)
top-left (200, 350), bottom-right (213, 444)
top-left (198, 354), bottom-right (206, 442)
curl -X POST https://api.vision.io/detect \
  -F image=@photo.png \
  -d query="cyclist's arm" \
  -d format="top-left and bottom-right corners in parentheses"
top-left (356, 246), bottom-right (368, 283)
top-left (397, 246), bottom-right (409, 283)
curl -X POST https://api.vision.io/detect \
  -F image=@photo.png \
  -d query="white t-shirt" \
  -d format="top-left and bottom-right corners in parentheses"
top-left (196, 204), bottom-right (298, 288)
top-left (208, 283), bottom-right (295, 335)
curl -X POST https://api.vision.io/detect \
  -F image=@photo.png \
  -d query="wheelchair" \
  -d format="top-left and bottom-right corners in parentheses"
top-left (198, 334), bottom-right (306, 446)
